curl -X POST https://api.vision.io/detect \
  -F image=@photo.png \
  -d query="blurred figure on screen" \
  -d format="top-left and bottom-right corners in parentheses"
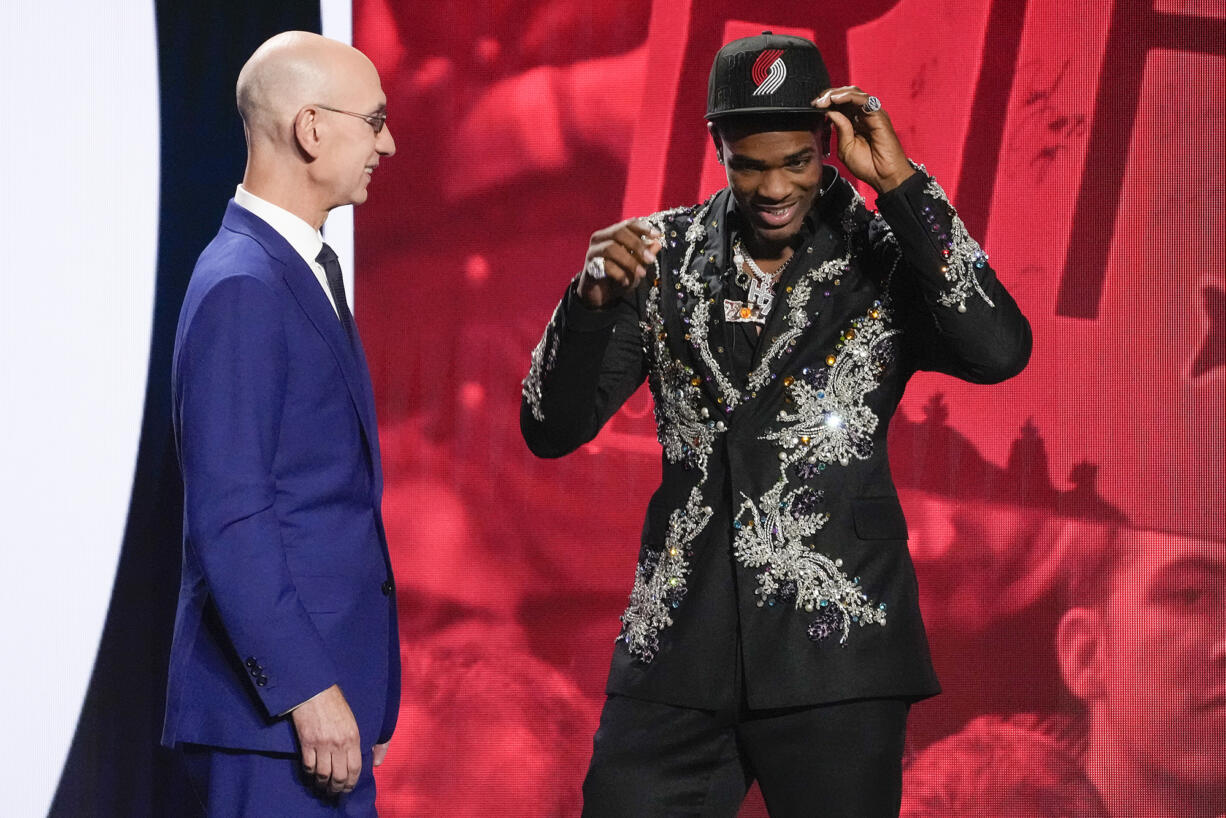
top-left (901, 524), bottom-right (1226, 818)
top-left (379, 644), bottom-right (597, 817)
top-left (1055, 526), bottom-right (1226, 818)
top-left (900, 714), bottom-right (1107, 818)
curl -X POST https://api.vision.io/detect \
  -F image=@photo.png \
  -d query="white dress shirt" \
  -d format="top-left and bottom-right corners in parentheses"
top-left (233, 185), bottom-right (340, 317)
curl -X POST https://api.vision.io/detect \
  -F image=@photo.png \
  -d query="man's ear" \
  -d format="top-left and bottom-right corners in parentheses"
top-left (707, 121), bottom-right (723, 165)
top-left (293, 105), bottom-right (323, 160)
top-left (1055, 607), bottom-right (1106, 702)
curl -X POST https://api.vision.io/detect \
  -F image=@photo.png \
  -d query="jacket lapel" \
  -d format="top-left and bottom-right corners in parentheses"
top-left (222, 202), bottom-right (380, 470)
top-left (349, 327), bottom-right (383, 499)
top-left (661, 190), bottom-right (738, 410)
top-left (750, 221), bottom-right (841, 373)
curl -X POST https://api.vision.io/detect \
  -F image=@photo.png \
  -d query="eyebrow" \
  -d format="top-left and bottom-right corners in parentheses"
top-left (1150, 556), bottom-right (1226, 581)
top-left (728, 147), bottom-right (816, 168)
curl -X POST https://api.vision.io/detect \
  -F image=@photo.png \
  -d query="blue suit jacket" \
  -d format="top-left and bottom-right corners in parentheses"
top-left (162, 201), bottom-right (400, 754)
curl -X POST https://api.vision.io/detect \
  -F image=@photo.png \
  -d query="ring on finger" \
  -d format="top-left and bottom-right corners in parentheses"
top-left (860, 95), bottom-right (882, 114)
top-left (584, 256), bottom-right (607, 281)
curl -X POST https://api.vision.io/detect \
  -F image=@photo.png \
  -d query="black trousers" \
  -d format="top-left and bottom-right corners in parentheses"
top-left (581, 694), bottom-right (909, 818)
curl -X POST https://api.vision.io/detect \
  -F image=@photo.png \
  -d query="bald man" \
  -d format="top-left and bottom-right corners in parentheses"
top-left (162, 32), bottom-right (399, 816)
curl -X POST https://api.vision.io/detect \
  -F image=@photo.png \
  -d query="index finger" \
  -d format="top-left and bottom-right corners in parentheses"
top-left (811, 85), bottom-right (864, 108)
top-left (301, 746), bottom-right (316, 776)
top-left (814, 88), bottom-right (884, 121)
top-left (626, 218), bottom-right (662, 240)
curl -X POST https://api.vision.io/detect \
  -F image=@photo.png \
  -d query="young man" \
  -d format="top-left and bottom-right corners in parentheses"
top-left (522, 33), bottom-right (1031, 816)
top-left (899, 523), bottom-right (1226, 818)
top-left (1056, 526), bottom-right (1226, 818)
top-left (164, 31), bottom-right (399, 816)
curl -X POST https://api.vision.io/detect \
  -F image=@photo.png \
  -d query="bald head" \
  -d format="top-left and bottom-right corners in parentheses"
top-left (237, 31), bottom-right (375, 146)
top-left (234, 31), bottom-right (394, 227)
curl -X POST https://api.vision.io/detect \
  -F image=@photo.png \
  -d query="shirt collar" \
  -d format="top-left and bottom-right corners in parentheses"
top-left (233, 185), bottom-right (324, 270)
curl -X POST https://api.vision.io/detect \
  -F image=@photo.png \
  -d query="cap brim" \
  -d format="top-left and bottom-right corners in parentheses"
top-left (705, 106), bottom-right (823, 121)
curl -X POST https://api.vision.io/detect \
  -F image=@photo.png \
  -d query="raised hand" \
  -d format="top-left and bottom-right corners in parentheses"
top-left (812, 86), bottom-right (915, 194)
top-left (577, 218), bottom-right (663, 309)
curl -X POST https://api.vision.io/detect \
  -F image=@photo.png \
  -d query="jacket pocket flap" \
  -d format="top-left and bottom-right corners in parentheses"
top-left (852, 496), bottom-right (908, 540)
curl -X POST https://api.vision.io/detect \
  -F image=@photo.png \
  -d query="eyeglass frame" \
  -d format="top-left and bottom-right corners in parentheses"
top-left (315, 104), bottom-right (388, 134)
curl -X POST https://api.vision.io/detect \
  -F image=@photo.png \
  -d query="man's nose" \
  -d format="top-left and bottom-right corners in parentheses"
top-left (378, 124), bottom-right (395, 157)
top-left (1211, 604), bottom-right (1226, 666)
top-left (760, 168), bottom-right (789, 200)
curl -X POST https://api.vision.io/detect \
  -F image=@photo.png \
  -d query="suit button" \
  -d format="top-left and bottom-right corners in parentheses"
top-left (256, 675), bottom-right (268, 687)
top-left (245, 657), bottom-right (257, 668)
top-left (381, 580), bottom-right (393, 596)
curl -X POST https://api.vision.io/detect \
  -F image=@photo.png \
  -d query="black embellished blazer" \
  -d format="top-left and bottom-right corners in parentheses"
top-left (521, 168), bottom-right (1032, 710)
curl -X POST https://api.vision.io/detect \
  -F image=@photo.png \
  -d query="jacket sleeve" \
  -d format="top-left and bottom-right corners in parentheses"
top-left (520, 277), bottom-right (649, 458)
top-left (874, 168), bottom-right (1033, 384)
top-left (176, 274), bottom-right (339, 718)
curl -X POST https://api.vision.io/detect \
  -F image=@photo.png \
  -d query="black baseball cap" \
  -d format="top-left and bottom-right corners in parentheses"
top-left (706, 32), bottom-right (831, 121)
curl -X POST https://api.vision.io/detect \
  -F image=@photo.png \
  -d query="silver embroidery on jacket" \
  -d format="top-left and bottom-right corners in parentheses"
top-left (640, 273), bottom-right (724, 474)
top-left (732, 478), bottom-right (886, 643)
top-left (763, 303), bottom-right (900, 469)
top-left (743, 252), bottom-right (850, 396)
top-left (618, 203), bottom-right (722, 663)
top-left (912, 163), bottom-right (995, 313)
top-left (688, 296), bottom-right (742, 407)
top-left (735, 303), bottom-right (897, 643)
top-left (620, 486), bottom-right (714, 662)
top-left (522, 301), bottom-right (564, 422)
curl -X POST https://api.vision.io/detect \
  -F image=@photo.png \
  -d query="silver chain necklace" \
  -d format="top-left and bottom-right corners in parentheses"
top-left (725, 239), bottom-right (792, 324)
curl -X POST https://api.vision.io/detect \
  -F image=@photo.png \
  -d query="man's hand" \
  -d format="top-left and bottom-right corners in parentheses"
top-left (577, 218), bottom-right (663, 309)
top-left (812, 86), bottom-right (915, 194)
top-left (291, 684), bottom-right (362, 795)
top-left (373, 742), bottom-right (389, 767)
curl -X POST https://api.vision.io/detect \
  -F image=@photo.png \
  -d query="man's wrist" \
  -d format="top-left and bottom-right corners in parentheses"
top-left (873, 167), bottom-right (917, 195)
top-left (282, 682), bottom-right (335, 717)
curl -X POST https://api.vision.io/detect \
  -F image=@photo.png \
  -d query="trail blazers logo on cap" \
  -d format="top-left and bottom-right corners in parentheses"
top-left (706, 33), bottom-right (830, 120)
top-left (751, 49), bottom-right (787, 95)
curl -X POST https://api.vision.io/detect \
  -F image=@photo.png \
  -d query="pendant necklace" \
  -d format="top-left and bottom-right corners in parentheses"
top-left (725, 239), bottom-right (792, 324)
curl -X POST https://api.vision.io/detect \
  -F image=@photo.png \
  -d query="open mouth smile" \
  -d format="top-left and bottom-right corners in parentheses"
top-left (753, 201), bottom-right (797, 228)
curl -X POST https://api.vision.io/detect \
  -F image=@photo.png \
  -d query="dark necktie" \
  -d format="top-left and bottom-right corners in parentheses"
top-left (315, 242), bottom-right (355, 344)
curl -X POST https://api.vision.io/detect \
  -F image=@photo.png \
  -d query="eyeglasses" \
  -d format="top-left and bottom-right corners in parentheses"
top-left (316, 104), bottom-right (387, 134)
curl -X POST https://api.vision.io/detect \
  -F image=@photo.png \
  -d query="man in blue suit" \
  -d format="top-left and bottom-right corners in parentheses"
top-left (163, 31), bottom-right (399, 815)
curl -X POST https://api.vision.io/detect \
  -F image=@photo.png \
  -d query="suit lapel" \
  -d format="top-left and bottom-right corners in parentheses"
top-left (750, 220), bottom-right (842, 373)
top-left (222, 202), bottom-right (380, 468)
top-left (349, 327), bottom-right (383, 498)
top-left (661, 190), bottom-right (739, 410)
